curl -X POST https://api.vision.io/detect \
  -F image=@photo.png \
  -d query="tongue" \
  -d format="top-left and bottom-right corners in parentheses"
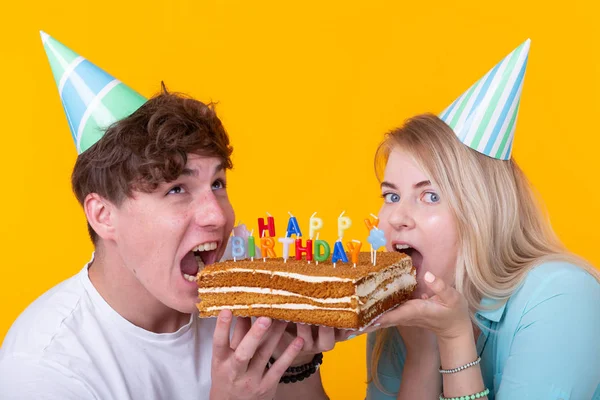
top-left (180, 251), bottom-right (200, 276)
top-left (406, 249), bottom-right (423, 268)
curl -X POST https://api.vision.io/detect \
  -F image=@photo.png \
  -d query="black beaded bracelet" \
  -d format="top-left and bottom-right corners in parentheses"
top-left (267, 352), bottom-right (323, 373)
top-left (266, 352), bottom-right (323, 384)
top-left (279, 365), bottom-right (319, 384)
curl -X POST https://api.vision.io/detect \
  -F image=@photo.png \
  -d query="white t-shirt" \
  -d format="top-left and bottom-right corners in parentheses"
top-left (0, 259), bottom-right (216, 399)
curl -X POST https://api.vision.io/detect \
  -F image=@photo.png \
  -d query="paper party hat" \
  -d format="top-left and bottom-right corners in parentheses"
top-left (40, 31), bottom-right (147, 154)
top-left (439, 39), bottom-right (530, 160)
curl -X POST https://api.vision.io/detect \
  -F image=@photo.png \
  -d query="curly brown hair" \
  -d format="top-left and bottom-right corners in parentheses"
top-left (71, 83), bottom-right (233, 244)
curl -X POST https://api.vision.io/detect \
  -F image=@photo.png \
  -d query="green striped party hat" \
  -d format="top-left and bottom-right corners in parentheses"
top-left (40, 31), bottom-right (147, 154)
top-left (439, 39), bottom-right (530, 160)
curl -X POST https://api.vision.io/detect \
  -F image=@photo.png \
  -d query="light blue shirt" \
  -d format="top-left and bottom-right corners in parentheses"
top-left (366, 261), bottom-right (600, 399)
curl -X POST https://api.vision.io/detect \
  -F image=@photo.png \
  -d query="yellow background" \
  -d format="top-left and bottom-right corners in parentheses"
top-left (1, 1), bottom-right (599, 398)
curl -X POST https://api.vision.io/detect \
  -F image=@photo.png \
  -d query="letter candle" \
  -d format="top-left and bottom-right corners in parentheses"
top-left (247, 230), bottom-right (255, 261)
top-left (286, 211), bottom-right (302, 238)
top-left (278, 237), bottom-right (294, 263)
top-left (313, 232), bottom-right (330, 266)
top-left (338, 211), bottom-right (352, 239)
top-left (346, 239), bottom-right (362, 267)
top-left (309, 212), bottom-right (323, 239)
top-left (364, 214), bottom-right (379, 264)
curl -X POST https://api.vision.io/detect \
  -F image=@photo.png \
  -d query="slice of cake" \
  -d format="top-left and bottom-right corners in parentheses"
top-left (196, 251), bottom-right (416, 330)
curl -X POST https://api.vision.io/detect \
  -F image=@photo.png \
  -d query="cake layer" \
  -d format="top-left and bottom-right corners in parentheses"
top-left (197, 291), bottom-right (357, 309)
top-left (199, 271), bottom-right (356, 299)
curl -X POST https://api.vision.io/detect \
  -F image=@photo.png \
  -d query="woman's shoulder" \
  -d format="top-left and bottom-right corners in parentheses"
top-left (508, 260), bottom-right (600, 315)
top-left (523, 260), bottom-right (599, 290)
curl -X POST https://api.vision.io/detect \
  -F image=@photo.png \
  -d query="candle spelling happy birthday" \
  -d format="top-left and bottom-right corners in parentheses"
top-left (228, 211), bottom-right (386, 267)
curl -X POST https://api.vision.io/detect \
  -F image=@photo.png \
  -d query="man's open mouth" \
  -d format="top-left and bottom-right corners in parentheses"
top-left (181, 241), bottom-right (219, 282)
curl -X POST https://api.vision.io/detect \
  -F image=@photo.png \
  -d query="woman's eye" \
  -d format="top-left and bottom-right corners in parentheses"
top-left (212, 179), bottom-right (226, 190)
top-left (422, 192), bottom-right (440, 203)
top-left (383, 193), bottom-right (400, 203)
top-left (167, 186), bottom-right (185, 195)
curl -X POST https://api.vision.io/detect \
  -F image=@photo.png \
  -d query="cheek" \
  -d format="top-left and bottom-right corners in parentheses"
top-left (424, 214), bottom-right (458, 273)
top-left (376, 207), bottom-right (393, 248)
top-left (220, 198), bottom-right (235, 230)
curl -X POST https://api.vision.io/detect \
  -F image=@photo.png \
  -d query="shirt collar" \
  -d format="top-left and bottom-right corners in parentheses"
top-left (475, 297), bottom-right (507, 323)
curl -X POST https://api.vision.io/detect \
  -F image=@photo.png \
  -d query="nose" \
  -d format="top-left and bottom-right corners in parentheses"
top-left (193, 191), bottom-right (228, 230)
top-left (387, 200), bottom-right (416, 230)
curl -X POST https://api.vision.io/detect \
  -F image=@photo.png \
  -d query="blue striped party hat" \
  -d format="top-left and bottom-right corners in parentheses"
top-left (439, 39), bottom-right (530, 160)
top-left (40, 31), bottom-right (147, 154)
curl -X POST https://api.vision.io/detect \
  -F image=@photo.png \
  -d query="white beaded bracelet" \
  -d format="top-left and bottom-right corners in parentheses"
top-left (439, 356), bottom-right (481, 374)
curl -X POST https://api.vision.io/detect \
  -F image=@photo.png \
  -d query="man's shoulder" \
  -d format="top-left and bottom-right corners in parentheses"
top-left (1, 268), bottom-right (89, 359)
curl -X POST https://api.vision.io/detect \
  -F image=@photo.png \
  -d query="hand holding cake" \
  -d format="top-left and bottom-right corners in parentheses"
top-left (210, 310), bottom-right (304, 400)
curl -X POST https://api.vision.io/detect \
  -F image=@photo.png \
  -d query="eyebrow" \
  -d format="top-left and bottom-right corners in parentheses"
top-left (380, 181), bottom-right (398, 190)
top-left (181, 162), bottom-right (226, 178)
top-left (414, 180), bottom-right (431, 189)
top-left (380, 180), bottom-right (431, 190)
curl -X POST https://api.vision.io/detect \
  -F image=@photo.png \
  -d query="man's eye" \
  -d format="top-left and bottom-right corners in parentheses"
top-left (212, 179), bottom-right (226, 190)
top-left (382, 193), bottom-right (400, 203)
top-left (168, 186), bottom-right (185, 195)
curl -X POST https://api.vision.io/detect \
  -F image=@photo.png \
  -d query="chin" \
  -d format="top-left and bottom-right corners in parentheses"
top-left (169, 299), bottom-right (198, 315)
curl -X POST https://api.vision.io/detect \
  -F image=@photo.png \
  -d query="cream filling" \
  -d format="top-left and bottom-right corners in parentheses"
top-left (208, 268), bottom-right (355, 283)
top-left (198, 286), bottom-right (355, 304)
top-left (356, 265), bottom-right (412, 297)
top-left (204, 303), bottom-right (356, 312)
top-left (361, 273), bottom-right (416, 310)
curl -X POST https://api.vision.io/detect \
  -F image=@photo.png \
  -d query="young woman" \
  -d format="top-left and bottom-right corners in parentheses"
top-left (366, 112), bottom-right (600, 399)
top-left (366, 41), bottom-right (600, 400)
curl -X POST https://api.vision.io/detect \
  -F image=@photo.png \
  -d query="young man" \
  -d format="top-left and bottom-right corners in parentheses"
top-left (0, 32), bottom-right (338, 399)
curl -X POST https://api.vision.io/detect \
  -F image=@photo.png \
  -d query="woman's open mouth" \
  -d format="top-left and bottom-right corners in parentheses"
top-left (395, 243), bottom-right (423, 269)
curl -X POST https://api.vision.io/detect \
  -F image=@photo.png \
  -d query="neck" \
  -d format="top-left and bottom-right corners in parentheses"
top-left (88, 244), bottom-right (190, 333)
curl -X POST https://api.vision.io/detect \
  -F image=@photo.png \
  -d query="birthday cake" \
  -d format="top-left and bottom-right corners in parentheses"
top-left (196, 251), bottom-right (416, 330)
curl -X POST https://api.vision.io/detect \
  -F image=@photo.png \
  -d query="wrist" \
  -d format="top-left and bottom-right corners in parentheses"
top-left (436, 320), bottom-right (473, 347)
top-left (268, 353), bottom-right (323, 384)
top-left (436, 327), bottom-right (478, 371)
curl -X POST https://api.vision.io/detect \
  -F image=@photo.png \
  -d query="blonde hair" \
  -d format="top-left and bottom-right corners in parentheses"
top-left (369, 113), bottom-right (599, 391)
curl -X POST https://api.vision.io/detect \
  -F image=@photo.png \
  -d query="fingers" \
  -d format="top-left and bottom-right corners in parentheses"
top-left (335, 328), bottom-right (357, 341)
top-left (373, 299), bottom-right (424, 328)
top-left (232, 317), bottom-right (272, 372)
top-left (423, 271), bottom-right (456, 304)
top-left (295, 323), bottom-right (315, 349)
top-left (231, 317), bottom-right (251, 350)
top-left (316, 326), bottom-right (335, 351)
top-left (262, 337), bottom-right (305, 387)
top-left (248, 320), bottom-right (288, 371)
top-left (212, 310), bottom-right (234, 361)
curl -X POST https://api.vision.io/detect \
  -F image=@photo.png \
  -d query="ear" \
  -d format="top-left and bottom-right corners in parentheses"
top-left (84, 193), bottom-right (117, 241)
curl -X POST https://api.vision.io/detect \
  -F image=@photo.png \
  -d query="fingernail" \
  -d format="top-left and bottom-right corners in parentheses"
top-left (424, 271), bottom-right (435, 283)
top-left (258, 317), bottom-right (271, 328)
top-left (347, 334), bottom-right (356, 340)
top-left (293, 337), bottom-right (305, 349)
top-left (373, 323), bottom-right (380, 327)
top-left (219, 311), bottom-right (232, 322)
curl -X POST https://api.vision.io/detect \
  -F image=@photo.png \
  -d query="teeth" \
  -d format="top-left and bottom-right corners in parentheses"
top-left (395, 244), bottom-right (411, 250)
top-left (183, 273), bottom-right (198, 282)
top-left (193, 242), bottom-right (218, 252)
